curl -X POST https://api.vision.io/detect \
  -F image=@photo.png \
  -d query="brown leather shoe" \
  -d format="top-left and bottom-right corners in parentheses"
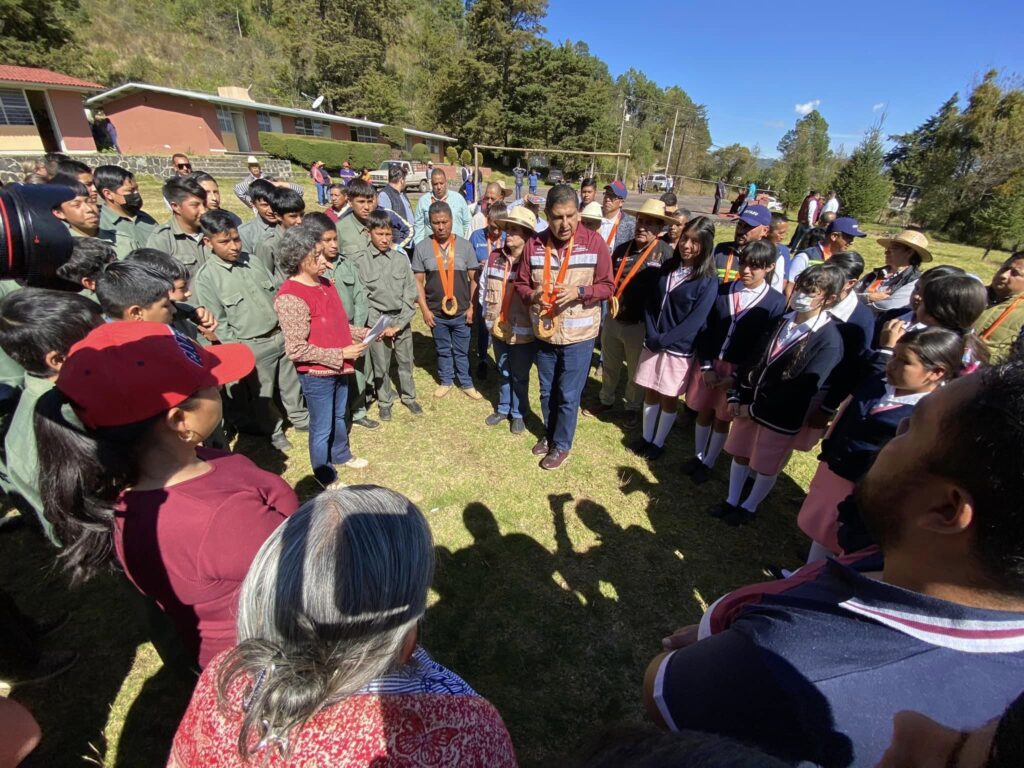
top-left (461, 387), bottom-right (483, 400)
top-left (581, 402), bottom-right (612, 417)
top-left (531, 438), bottom-right (549, 456)
top-left (540, 448), bottom-right (570, 470)
top-left (434, 385), bottom-right (452, 399)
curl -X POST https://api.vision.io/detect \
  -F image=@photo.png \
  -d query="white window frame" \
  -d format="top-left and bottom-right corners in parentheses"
top-left (256, 111), bottom-right (273, 132)
top-left (0, 89), bottom-right (34, 126)
top-left (354, 126), bottom-right (380, 143)
top-left (215, 106), bottom-right (234, 133)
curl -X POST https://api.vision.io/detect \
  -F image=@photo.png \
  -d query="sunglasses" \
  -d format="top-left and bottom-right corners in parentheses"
top-left (176, 163), bottom-right (192, 170)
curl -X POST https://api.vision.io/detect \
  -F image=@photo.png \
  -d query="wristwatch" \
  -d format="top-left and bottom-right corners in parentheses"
top-left (577, 286), bottom-right (586, 300)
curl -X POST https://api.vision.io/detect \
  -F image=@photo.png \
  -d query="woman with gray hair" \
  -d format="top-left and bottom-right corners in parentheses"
top-left (168, 487), bottom-right (517, 766)
top-left (274, 223), bottom-right (369, 486)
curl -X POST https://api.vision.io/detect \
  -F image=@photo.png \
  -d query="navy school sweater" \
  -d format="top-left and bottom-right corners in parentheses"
top-left (730, 314), bottom-right (845, 435)
top-left (821, 298), bottom-right (877, 412)
top-left (695, 281), bottom-right (787, 368)
top-left (642, 256), bottom-right (718, 356)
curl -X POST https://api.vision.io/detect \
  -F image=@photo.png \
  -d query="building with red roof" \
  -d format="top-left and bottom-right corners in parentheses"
top-left (0, 65), bottom-right (103, 154)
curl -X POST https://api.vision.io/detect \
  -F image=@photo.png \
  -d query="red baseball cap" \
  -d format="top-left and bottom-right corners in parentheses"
top-left (57, 322), bottom-right (255, 429)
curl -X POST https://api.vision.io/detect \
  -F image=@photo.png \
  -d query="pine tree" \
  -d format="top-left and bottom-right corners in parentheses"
top-left (831, 127), bottom-right (893, 222)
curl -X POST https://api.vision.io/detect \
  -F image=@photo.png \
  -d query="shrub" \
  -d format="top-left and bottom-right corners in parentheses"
top-left (460, 148), bottom-right (472, 165)
top-left (410, 143), bottom-right (431, 163)
top-left (445, 146), bottom-right (459, 165)
top-left (258, 132), bottom-right (390, 172)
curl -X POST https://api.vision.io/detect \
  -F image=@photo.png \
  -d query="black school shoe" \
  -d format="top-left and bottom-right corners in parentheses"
top-left (707, 501), bottom-right (738, 519)
top-left (353, 417), bottom-right (381, 430)
top-left (404, 401), bottom-right (424, 416)
top-left (690, 463), bottom-right (712, 485)
top-left (629, 437), bottom-right (652, 456)
top-left (722, 506), bottom-right (756, 527)
top-left (378, 406), bottom-right (392, 422)
top-left (680, 457), bottom-right (704, 475)
top-left (485, 412), bottom-right (506, 427)
top-left (510, 417), bottom-right (525, 434)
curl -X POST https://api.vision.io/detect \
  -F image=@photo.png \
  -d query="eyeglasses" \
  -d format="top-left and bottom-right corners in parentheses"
top-left (176, 163), bottom-right (192, 170)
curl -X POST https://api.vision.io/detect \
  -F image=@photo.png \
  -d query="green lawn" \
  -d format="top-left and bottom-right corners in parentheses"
top-left (0, 170), bottom-right (1009, 766)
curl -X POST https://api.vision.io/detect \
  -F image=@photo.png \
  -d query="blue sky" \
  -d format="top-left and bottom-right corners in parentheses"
top-left (542, 0), bottom-right (1024, 158)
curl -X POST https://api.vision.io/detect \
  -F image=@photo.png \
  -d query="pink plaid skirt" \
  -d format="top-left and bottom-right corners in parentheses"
top-left (685, 359), bottom-right (737, 421)
top-left (634, 348), bottom-right (693, 398)
top-left (797, 462), bottom-right (856, 555)
top-left (724, 416), bottom-right (800, 475)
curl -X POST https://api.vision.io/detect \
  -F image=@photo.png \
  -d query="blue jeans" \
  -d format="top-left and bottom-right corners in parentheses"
top-left (315, 183), bottom-right (328, 205)
top-left (515, 182), bottom-right (522, 198)
top-left (432, 313), bottom-right (472, 388)
top-left (494, 339), bottom-right (535, 419)
top-left (535, 338), bottom-right (596, 452)
top-left (298, 373), bottom-right (352, 484)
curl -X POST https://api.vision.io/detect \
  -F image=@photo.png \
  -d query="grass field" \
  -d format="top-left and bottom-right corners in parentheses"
top-left (0, 169), bottom-right (1009, 766)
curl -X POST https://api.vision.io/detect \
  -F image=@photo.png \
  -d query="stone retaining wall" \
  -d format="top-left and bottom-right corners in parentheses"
top-left (0, 154), bottom-right (292, 185)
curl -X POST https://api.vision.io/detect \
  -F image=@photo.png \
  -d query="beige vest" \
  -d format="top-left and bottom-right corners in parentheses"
top-left (526, 235), bottom-right (601, 345)
top-left (483, 251), bottom-right (534, 344)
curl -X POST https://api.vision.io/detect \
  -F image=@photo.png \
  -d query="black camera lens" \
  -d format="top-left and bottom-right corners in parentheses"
top-left (0, 183), bottom-right (75, 288)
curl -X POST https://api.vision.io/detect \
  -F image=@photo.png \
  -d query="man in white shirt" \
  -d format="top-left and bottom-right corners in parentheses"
top-left (822, 191), bottom-right (839, 216)
top-left (414, 169), bottom-right (472, 243)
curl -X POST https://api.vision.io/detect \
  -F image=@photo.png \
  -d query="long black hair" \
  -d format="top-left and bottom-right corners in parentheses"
top-left (920, 274), bottom-right (990, 366)
top-left (896, 326), bottom-right (965, 382)
top-left (676, 215), bottom-right (716, 280)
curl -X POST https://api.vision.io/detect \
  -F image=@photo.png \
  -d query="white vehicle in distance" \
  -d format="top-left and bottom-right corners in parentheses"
top-left (648, 173), bottom-right (670, 191)
top-left (368, 160), bottom-right (431, 193)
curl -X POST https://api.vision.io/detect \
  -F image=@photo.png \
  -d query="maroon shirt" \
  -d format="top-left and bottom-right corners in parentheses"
top-left (112, 448), bottom-right (298, 668)
top-left (513, 222), bottom-right (614, 305)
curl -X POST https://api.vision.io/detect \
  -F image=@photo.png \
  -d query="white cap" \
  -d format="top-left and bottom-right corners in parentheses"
top-left (580, 201), bottom-right (603, 221)
top-left (246, 155), bottom-right (259, 165)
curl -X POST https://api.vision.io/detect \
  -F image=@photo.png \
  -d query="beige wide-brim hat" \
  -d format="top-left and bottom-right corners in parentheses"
top-left (495, 206), bottom-right (538, 233)
top-left (877, 229), bottom-right (932, 263)
top-left (622, 198), bottom-right (675, 224)
top-left (493, 178), bottom-right (511, 195)
top-left (246, 155), bottom-right (259, 165)
top-left (580, 201), bottom-right (604, 221)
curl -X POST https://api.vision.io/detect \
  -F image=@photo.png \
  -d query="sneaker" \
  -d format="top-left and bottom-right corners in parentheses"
top-left (645, 444), bottom-right (665, 461)
top-left (540, 448), bottom-right (570, 470)
top-left (582, 402), bottom-right (612, 417)
top-left (461, 387), bottom-right (483, 400)
top-left (680, 457), bottom-right (704, 476)
top-left (378, 406), bottom-right (392, 422)
top-left (404, 401), bottom-right (424, 416)
top-left (707, 501), bottom-right (738, 519)
top-left (531, 438), bottom-right (550, 456)
top-left (628, 437), bottom-right (651, 457)
top-left (510, 417), bottom-right (525, 434)
top-left (339, 457), bottom-right (369, 470)
top-left (14, 651), bottom-right (78, 686)
top-left (270, 434), bottom-right (293, 451)
top-left (34, 611), bottom-right (71, 638)
top-left (485, 412), bottom-right (506, 427)
top-left (476, 361), bottom-right (488, 379)
top-left (690, 463), bottom-right (712, 485)
top-left (434, 385), bottom-right (452, 399)
top-left (723, 506), bottom-right (756, 527)
top-left (353, 417), bottom-right (381, 430)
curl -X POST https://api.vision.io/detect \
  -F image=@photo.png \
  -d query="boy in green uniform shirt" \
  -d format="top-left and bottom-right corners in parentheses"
top-left (95, 165), bottom-right (158, 259)
top-left (352, 209), bottom-right (422, 420)
top-left (49, 174), bottom-right (101, 238)
top-left (56, 238), bottom-right (117, 304)
top-left (193, 210), bottom-right (308, 449)
top-left (146, 175), bottom-right (209, 277)
top-left (336, 179), bottom-right (376, 258)
top-left (304, 212), bottom-right (379, 430)
top-left (0, 289), bottom-right (103, 544)
top-left (255, 187), bottom-right (305, 278)
top-left (125, 250), bottom-right (218, 345)
top-left (237, 178), bottom-right (278, 255)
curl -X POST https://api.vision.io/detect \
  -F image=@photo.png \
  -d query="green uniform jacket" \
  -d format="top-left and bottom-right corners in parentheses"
top-left (350, 247), bottom-right (418, 329)
top-left (323, 258), bottom-right (369, 327)
top-left (0, 281), bottom-right (23, 390)
top-left (975, 294), bottom-right (1024, 363)
top-left (238, 216), bottom-right (277, 257)
top-left (254, 227), bottom-right (282, 277)
top-left (5, 374), bottom-right (57, 544)
top-left (192, 253), bottom-right (281, 342)
top-left (98, 205), bottom-right (158, 260)
top-left (147, 217), bottom-right (208, 275)
top-left (336, 212), bottom-right (372, 260)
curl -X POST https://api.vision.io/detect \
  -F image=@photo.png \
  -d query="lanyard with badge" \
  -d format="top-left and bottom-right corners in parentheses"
top-left (535, 235), bottom-right (575, 340)
top-left (610, 239), bottom-right (660, 318)
top-left (720, 282), bottom-right (768, 358)
top-left (432, 237), bottom-right (460, 316)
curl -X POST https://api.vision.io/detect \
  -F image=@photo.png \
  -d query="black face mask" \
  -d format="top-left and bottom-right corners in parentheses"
top-left (121, 191), bottom-right (143, 213)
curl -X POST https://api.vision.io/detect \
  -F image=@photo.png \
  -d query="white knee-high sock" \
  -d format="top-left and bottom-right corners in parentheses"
top-left (694, 422), bottom-right (711, 459)
top-left (642, 404), bottom-right (660, 442)
top-left (806, 540), bottom-right (835, 564)
top-left (726, 460), bottom-right (748, 506)
top-left (703, 429), bottom-right (728, 468)
top-left (741, 472), bottom-right (779, 513)
top-left (652, 411), bottom-right (677, 447)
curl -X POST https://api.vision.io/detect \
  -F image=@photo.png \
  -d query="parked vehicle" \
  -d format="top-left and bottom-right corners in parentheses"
top-left (368, 160), bottom-right (431, 193)
top-left (546, 168), bottom-right (564, 184)
top-left (647, 173), bottom-right (670, 191)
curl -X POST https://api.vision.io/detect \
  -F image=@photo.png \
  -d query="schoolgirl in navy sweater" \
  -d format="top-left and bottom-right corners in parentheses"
top-left (798, 326), bottom-right (963, 561)
top-left (708, 264), bottom-right (845, 527)
top-left (683, 240), bottom-right (786, 483)
top-left (631, 216), bottom-right (718, 459)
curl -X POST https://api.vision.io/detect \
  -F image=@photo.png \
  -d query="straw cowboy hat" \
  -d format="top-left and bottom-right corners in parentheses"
top-left (877, 229), bottom-right (932, 263)
top-left (495, 206), bottom-right (538, 233)
top-left (580, 202), bottom-right (603, 221)
top-left (622, 198), bottom-right (676, 223)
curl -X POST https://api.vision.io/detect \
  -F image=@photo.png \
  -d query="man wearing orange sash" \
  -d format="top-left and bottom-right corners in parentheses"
top-left (412, 201), bottom-right (483, 400)
top-left (585, 199), bottom-right (674, 426)
top-left (514, 184), bottom-right (615, 470)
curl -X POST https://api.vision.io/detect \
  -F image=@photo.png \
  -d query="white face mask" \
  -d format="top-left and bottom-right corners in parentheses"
top-left (790, 290), bottom-right (818, 313)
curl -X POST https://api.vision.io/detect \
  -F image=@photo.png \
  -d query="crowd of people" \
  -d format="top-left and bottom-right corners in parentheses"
top-left (1, 149), bottom-right (1023, 767)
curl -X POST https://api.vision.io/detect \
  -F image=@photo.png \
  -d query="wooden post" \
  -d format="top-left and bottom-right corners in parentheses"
top-left (473, 145), bottom-right (480, 205)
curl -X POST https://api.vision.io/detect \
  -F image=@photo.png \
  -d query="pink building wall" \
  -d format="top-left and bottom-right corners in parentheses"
top-left (104, 91), bottom-right (225, 155)
top-left (47, 90), bottom-right (95, 151)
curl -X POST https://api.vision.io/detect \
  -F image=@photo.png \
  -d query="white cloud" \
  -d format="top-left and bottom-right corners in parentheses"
top-left (872, 102), bottom-right (886, 112)
top-left (794, 99), bottom-right (820, 116)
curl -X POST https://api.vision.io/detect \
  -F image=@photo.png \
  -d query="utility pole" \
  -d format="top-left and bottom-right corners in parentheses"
top-left (615, 99), bottom-right (628, 180)
top-left (673, 121), bottom-right (690, 178)
top-left (664, 107), bottom-right (679, 174)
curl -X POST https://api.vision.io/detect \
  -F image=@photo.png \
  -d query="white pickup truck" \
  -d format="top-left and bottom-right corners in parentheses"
top-left (368, 160), bottom-right (431, 193)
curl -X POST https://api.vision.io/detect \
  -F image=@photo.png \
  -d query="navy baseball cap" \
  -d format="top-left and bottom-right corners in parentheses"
top-left (828, 217), bottom-right (867, 238)
top-left (738, 205), bottom-right (772, 228)
top-left (604, 180), bottom-right (627, 199)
